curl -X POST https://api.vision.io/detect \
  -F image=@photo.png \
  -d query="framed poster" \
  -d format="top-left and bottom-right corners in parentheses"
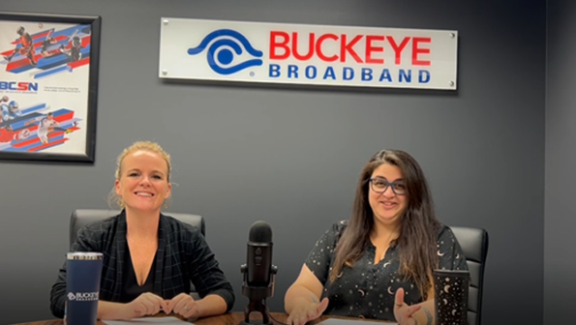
top-left (0, 12), bottom-right (101, 163)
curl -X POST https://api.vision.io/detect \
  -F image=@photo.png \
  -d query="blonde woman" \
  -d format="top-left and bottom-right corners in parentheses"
top-left (50, 141), bottom-right (234, 320)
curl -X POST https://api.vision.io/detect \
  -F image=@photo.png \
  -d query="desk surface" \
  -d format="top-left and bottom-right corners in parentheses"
top-left (9, 311), bottom-right (387, 325)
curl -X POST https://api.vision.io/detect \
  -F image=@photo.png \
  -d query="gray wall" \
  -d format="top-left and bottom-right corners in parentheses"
top-left (545, 0), bottom-right (576, 323)
top-left (0, 1), bottom-right (546, 324)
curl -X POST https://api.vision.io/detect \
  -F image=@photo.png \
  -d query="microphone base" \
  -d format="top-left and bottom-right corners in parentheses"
top-left (238, 321), bottom-right (274, 325)
top-left (240, 298), bottom-right (273, 325)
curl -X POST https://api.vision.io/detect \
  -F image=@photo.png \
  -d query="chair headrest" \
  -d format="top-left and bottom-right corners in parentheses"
top-left (69, 209), bottom-right (205, 248)
top-left (449, 226), bottom-right (489, 264)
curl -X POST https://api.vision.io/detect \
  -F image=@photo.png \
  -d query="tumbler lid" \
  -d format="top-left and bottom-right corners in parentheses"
top-left (67, 252), bottom-right (103, 260)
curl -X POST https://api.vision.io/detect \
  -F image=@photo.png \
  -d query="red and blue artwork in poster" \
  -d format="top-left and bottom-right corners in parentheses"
top-left (0, 12), bottom-right (100, 162)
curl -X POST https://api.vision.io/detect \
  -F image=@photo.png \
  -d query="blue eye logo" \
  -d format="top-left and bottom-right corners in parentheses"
top-left (187, 29), bottom-right (263, 75)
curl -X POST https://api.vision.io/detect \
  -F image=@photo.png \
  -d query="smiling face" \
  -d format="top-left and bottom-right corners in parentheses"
top-left (115, 149), bottom-right (171, 214)
top-left (368, 163), bottom-right (408, 227)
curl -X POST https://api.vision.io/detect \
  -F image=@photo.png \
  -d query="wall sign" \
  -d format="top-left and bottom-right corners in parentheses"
top-left (159, 18), bottom-right (458, 90)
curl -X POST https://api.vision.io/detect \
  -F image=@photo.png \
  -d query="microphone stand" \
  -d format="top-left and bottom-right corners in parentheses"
top-left (239, 264), bottom-right (278, 325)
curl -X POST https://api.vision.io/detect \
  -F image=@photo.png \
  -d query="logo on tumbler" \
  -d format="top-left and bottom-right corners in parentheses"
top-left (67, 292), bottom-right (99, 301)
top-left (187, 29), bottom-right (263, 75)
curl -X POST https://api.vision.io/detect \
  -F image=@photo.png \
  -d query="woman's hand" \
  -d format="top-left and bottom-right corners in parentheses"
top-left (124, 292), bottom-right (169, 319)
top-left (394, 288), bottom-right (422, 325)
top-left (167, 293), bottom-right (199, 319)
top-left (287, 296), bottom-right (329, 325)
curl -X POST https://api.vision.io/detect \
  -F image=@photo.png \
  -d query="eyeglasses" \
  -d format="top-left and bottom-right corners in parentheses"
top-left (368, 178), bottom-right (406, 195)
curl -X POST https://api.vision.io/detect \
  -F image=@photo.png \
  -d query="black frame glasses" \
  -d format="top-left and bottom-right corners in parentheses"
top-left (368, 178), bottom-right (406, 195)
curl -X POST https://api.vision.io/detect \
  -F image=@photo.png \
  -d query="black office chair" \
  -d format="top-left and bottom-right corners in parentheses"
top-left (69, 209), bottom-right (205, 299)
top-left (450, 226), bottom-right (489, 325)
top-left (69, 209), bottom-right (205, 247)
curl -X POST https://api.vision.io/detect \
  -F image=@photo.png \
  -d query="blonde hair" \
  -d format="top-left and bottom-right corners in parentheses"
top-left (108, 141), bottom-right (172, 209)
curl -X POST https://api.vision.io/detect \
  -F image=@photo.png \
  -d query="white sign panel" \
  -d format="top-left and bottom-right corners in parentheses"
top-left (159, 18), bottom-right (458, 90)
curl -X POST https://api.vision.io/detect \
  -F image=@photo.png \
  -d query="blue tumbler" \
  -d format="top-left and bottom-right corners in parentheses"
top-left (65, 252), bottom-right (103, 325)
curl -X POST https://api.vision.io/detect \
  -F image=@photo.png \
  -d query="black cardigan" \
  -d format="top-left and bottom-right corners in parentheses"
top-left (50, 210), bottom-right (235, 318)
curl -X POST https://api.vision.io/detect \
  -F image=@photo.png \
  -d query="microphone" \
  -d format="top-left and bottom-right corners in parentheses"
top-left (240, 221), bottom-right (278, 325)
top-left (248, 221), bottom-right (272, 287)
